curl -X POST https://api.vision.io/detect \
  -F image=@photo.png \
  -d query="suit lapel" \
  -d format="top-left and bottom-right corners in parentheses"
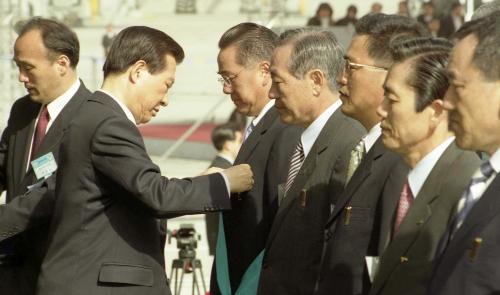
top-left (325, 138), bottom-right (385, 227)
top-left (433, 174), bottom-right (500, 286)
top-left (449, 174), bottom-right (500, 251)
top-left (234, 108), bottom-right (278, 164)
top-left (371, 143), bottom-right (460, 293)
top-left (24, 83), bottom-right (90, 182)
top-left (266, 108), bottom-right (344, 247)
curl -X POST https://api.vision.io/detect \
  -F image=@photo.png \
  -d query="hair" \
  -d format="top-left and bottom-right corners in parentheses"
top-left (211, 123), bottom-right (239, 151)
top-left (315, 3), bottom-right (333, 17)
top-left (472, 0), bottom-right (500, 20)
top-left (452, 12), bottom-right (500, 81)
top-left (451, 2), bottom-right (462, 10)
top-left (277, 28), bottom-right (344, 91)
top-left (218, 22), bottom-right (278, 67)
top-left (103, 26), bottom-right (184, 78)
top-left (355, 13), bottom-right (429, 67)
top-left (347, 5), bottom-right (357, 14)
top-left (390, 37), bottom-right (453, 112)
top-left (14, 17), bottom-right (80, 68)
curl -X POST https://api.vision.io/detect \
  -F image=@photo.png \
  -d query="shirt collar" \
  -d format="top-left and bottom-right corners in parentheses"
top-left (364, 123), bottom-right (381, 153)
top-left (97, 89), bottom-right (136, 124)
top-left (301, 99), bottom-right (342, 158)
top-left (408, 136), bottom-right (455, 198)
top-left (251, 99), bottom-right (275, 126)
top-left (46, 78), bottom-right (80, 125)
top-left (488, 148), bottom-right (500, 174)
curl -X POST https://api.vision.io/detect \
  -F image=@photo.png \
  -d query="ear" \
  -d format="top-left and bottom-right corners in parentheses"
top-left (128, 60), bottom-right (148, 84)
top-left (55, 55), bottom-right (71, 75)
top-left (308, 69), bottom-right (325, 96)
top-left (259, 61), bottom-right (271, 86)
top-left (429, 99), bottom-right (445, 126)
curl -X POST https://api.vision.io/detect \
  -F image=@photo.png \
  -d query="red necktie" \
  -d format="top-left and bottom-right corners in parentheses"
top-left (30, 105), bottom-right (50, 162)
top-left (393, 180), bottom-right (413, 236)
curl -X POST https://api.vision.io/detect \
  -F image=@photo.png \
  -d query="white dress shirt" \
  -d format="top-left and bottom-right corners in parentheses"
top-left (363, 123), bottom-right (382, 153)
top-left (301, 99), bottom-right (342, 158)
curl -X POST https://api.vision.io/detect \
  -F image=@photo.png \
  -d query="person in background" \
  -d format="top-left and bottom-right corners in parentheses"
top-left (336, 5), bottom-right (358, 26)
top-left (417, 2), bottom-right (436, 28)
top-left (438, 2), bottom-right (464, 39)
top-left (397, 1), bottom-right (410, 17)
top-left (307, 3), bottom-right (335, 27)
top-left (370, 2), bottom-right (383, 14)
top-left (101, 23), bottom-right (116, 56)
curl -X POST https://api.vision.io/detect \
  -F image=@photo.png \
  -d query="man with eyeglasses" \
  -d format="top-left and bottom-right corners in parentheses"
top-left (210, 22), bottom-right (302, 295)
top-left (315, 14), bottom-right (429, 295)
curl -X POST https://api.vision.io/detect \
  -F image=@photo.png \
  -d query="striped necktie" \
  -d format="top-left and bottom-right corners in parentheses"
top-left (451, 161), bottom-right (495, 236)
top-left (284, 141), bottom-right (305, 195)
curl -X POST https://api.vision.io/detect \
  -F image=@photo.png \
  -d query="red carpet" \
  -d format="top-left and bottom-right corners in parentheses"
top-left (138, 123), bottom-right (216, 143)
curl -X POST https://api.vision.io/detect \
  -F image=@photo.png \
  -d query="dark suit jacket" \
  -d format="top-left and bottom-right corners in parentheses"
top-left (210, 155), bottom-right (232, 170)
top-left (206, 155), bottom-right (232, 255)
top-left (438, 15), bottom-right (463, 39)
top-left (0, 91), bottom-right (232, 295)
top-left (428, 173), bottom-right (500, 295)
top-left (369, 142), bottom-right (480, 295)
top-left (0, 81), bottom-right (90, 295)
top-left (257, 107), bottom-right (365, 295)
top-left (211, 107), bottom-right (302, 294)
top-left (315, 137), bottom-right (406, 295)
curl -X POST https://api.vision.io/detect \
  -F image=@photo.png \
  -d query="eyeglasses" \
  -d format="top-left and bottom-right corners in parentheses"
top-left (344, 59), bottom-right (388, 74)
top-left (217, 69), bottom-right (244, 87)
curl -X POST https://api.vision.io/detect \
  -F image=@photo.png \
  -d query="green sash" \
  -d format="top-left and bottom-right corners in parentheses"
top-left (215, 214), bottom-right (264, 295)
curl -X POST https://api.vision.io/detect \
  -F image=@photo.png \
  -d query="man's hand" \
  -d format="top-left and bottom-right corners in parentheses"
top-left (223, 164), bottom-right (254, 193)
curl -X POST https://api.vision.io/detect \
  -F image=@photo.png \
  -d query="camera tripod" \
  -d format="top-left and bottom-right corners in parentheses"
top-left (169, 249), bottom-right (206, 295)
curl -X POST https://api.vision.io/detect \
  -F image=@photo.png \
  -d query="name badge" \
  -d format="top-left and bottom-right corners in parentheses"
top-left (31, 152), bottom-right (57, 180)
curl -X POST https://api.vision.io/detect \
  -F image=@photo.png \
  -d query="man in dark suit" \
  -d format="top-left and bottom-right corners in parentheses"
top-left (438, 2), bottom-right (464, 39)
top-left (427, 14), bottom-right (500, 295)
top-left (205, 123), bottom-right (241, 256)
top-left (211, 23), bottom-right (302, 295)
top-left (369, 37), bottom-right (480, 295)
top-left (0, 26), bottom-right (254, 295)
top-left (0, 17), bottom-right (90, 294)
top-left (257, 28), bottom-right (365, 295)
top-left (315, 14), bottom-right (429, 295)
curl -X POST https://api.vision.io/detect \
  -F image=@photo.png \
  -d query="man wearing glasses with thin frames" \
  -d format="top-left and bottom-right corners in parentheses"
top-left (315, 14), bottom-right (429, 295)
top-left (210, 22), bottom-right (302, 295)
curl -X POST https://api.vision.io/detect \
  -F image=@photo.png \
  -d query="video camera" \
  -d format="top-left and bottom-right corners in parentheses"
top-left (168, 224), bottom-right (201, 259)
